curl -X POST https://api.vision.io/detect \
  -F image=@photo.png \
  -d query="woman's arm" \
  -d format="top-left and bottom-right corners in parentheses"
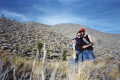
top-left (88, 35), bottom-right (95, 44)
top-left (82, 35), bottom-right (95, 49)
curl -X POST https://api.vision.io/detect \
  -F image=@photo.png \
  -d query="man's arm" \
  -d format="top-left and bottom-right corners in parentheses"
top-left (82, 43), bottom-right (93, 49)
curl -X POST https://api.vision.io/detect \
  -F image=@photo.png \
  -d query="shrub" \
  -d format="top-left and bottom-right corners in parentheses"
top-left (62, 50), bottom-right (67, 61)
top-left (37, 41), bottom-right (43, 53)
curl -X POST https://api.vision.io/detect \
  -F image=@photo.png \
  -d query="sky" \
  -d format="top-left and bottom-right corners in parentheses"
top-left (0, 0), bottom-right (120, 33)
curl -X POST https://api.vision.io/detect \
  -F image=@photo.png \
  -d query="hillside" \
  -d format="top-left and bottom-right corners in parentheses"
top-left (0, 18), bottom-right (120, 80)
top-left (51, 24), bottom-right (120, 48)
top-left (0, 18), bottom-right (71, 59)
top-left (50, 24), bottom-right (120, 57)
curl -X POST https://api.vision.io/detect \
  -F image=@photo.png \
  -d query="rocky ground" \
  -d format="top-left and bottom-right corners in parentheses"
top-left (0, 17), bottom-right (120, 80)
top-left (0, 17), bottom-right (71, 59)
top-left (51, 23), bottom-right (120, 58)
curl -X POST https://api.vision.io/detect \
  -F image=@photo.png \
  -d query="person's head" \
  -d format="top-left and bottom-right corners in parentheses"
top-left (76, 28), bottom-right (86, 38)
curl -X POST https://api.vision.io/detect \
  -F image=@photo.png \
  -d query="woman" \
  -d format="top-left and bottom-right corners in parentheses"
top-left (72, 28), bottom-right (96, 63)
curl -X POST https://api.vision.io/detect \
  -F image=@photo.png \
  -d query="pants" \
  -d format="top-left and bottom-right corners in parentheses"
top-left (75, 50), bottom-right (96, 63)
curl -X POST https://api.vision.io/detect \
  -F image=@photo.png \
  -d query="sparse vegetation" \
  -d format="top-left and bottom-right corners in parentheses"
top-left (0, 17), bottom-right (120, 80)
top-left (1, 48), bottom-right (120, 80)
top-left (37, 41), bottom-right (43, 53)
top-left (62, 50), bottom-right (67, 61)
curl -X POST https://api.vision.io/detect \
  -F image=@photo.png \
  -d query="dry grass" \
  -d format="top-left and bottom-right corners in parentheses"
top-left (0, 50), bottom-right (120, 80)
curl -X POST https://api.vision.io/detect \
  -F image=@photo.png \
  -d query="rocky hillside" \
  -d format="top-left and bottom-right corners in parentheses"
top-left (0, 18), bottom-right (71, 58)
top-left (50, 24), bottom-right (120, 57)
top-left (0, 18), bottom-right (120, 80)
top-left (51, 24), bottom-right (120, 48)
top-left (1, 18), bottom-right (120, 58)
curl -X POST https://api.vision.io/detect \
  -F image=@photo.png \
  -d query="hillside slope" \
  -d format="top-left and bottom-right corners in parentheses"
top-left (50, 24), bottom-right (120, 54)
top-left (0, 18), bottom-right (71, 58)
top-left (0, 18), bottom-right (120, 80)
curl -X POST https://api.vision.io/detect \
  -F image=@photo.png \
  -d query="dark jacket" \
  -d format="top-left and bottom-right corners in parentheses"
top-left (74, 35), bottom-right (93, 51)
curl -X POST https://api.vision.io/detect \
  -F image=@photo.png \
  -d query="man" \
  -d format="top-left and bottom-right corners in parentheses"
top-left (72, 28), bottom-right (96, 63)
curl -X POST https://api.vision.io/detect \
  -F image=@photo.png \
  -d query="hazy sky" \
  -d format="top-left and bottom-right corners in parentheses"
top-left (0, 0), bottom-right (120, 33)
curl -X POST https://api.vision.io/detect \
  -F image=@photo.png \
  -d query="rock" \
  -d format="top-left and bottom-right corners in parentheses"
top-left (0, 18), bottom-right (71, 58)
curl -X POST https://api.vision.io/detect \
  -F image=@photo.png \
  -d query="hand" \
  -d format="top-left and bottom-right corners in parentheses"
top-left (90, 42), bottom-right (94, 46)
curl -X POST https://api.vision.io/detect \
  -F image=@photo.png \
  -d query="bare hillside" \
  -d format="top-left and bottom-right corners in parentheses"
top-left (50, 24), bottom-right (120, 50)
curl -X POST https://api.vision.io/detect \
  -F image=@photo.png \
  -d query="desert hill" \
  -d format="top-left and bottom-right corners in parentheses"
top-left (50, 24), bottom-right (120, 57)
top-left (0, 18), bottom-right (120, 80)
top-left (0, 18), bottom-right (70, 58)
top-left (51, 24), bottom-right (120, 48)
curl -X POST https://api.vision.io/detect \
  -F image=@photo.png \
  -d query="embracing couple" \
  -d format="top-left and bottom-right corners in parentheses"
top-left (72, 28), bottom-right (96, 63)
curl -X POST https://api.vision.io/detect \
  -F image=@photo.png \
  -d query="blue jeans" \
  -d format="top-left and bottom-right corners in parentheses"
top-left (75, 50), bottom-right (95, 63)
top-left (75, 50), bottom-right (83, 63)
top-left (82, 50), bottom-right (96, 61)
